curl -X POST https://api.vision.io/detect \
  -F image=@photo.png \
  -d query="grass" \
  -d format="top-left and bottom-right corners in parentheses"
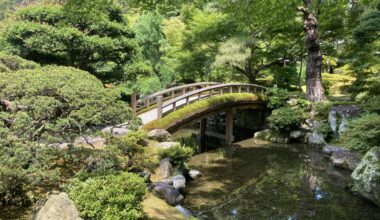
top-left (142, 93), bottom-right (265, 131)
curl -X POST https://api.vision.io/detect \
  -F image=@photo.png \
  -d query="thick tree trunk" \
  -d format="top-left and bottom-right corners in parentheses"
top-left (298, 5), bottom-right (326, 102)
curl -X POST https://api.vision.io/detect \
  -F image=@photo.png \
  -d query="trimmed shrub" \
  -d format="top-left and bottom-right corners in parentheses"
top-left (158, 144), bottom-right (194, 166)
top-left (265, 87), bottom-right (289, 109)
top-left (314, 101), bottom-right (333, 119)
top-left (0, 52), bottom-right (39, 73)
top-left (66, 172), bottom-right (147, 220)
top-left (316, 122), bottom-right (334, 140)
top-left (268, 106), bottom-right (307, 131)
top-left (341, 114), bottom-right (380, 153)
top-left (0, 66), bottom-right (140, 143)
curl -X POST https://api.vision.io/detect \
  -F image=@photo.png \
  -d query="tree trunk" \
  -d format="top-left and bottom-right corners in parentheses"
top-left (298, 3), bottom-right (326, 102)
top-left (298, 56), bottom-right (303, 91)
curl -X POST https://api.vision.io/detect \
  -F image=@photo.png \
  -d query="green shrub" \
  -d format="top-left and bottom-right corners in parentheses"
top-left (268, 106), bottom-right (307, 131)
top-left (66, 172), bottom-right (147, 220)
top-left (316, 122), bottom-right (334, 140)
top-left (0, 140), bottom-right (60, 206)
top-left (314, 101), bottom-right (333, 119)
top-left (158, 144), bottom-right (194, 166)
top-left (265, 87), bottom-right (289, 109)
top-left (0, 66), bottom-right (140, 143)
top-left (341, 114), bottom-right (380, 153)
top-left (0, 52), bottom-right (39, 73)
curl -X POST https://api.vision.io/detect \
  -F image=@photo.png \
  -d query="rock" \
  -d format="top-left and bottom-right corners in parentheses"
top-left (308, 131), bottom-right (325, 146)
top-left (351, 147), bottom-right (380, 207)
top-left (101, 126), bottom-right (129, 136)
top-left (175, 205), bottom-right (194, 218)
top-left (322, 145), bottom-right (347, 155)
top-left (189, 170), bottom-right (201, 180)
top-left (32, 192), bottom-right (81, 220)
top-left (48, 142), bottom-right (69, 150)
top-left (155, 142), bottom-right (180, 149)
top-left (156, 158), bottom-right (173, 180)
top-left (328, 105), bottom-right (362, 136)
top-left (172, 175), bottom-right (186, 190)
top-left (148, 129), bottom-right (171, 142)
top-left (290, 130), bottom-right (303, 139)
top-left (254, 129), bottom-right (290, 144)
top-left (330, 150), bottom-right (362, 171)
top-left (74, 136), bottom-right (106, 148)
top-left (153, 183), bottom-right (184, 205)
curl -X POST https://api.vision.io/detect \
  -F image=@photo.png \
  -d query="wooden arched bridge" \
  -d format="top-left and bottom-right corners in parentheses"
top-left (131, 82), bottom-right (267, 147)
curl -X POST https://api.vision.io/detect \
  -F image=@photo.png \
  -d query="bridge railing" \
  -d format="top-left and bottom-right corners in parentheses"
top-left (134, 82), bottom-right (220, 113)
top-left (155, 83), bottom-right (266, 119)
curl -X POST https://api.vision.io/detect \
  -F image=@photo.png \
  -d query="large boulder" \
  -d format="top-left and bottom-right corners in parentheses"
top-left (148, 129), bottom-right (171, 142)
top-left (351, 147), bottom-right (380, 207)
top-left (101, 126), bottom-right (129, 136)
top-left (153, 183), bottom-right (184, 206)
top-left (328, 105), bottom-right (361, 136)
top-left (32, 192), bottom-right (81, 220)
top-left (330, 150), bottom-right (362, 171)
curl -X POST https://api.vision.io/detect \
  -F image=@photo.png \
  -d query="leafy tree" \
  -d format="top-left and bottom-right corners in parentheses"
top-left (1, 1), bottom-right (148, 83)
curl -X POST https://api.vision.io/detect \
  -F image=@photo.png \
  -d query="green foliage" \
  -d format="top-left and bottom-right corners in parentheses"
top-left (316, 122), bottom-right (334, 140)
top-left (1, 2), bottom-right (146, 83)
top-left (266, 87), bottom-right (289, 109)
top-left (158, 144), bottom-right (194, 166)
top-left (322, 73), bottom-right (355, 96)
top-left (362, 96), bottom-right (380, 113)
top-left (66, 172), bottom-right (147, 220)
top-left (353, 2), bottom-right (380, 45)
top-left (314, 101), bottom-right (333, 119)
top-left (341, 113), bottom-right (380, 153)
top-left (0, 52), bottom-right (39, 72)
top-left (268, 107), bottom-right (307, 131)
top-left (0, 66), bottom-right (140, 143)
top-left (0, 140), bottom-right (60, 206)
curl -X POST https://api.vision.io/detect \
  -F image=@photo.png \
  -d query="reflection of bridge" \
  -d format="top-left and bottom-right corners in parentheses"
top-left (131, 82), bottom-right (267, 147)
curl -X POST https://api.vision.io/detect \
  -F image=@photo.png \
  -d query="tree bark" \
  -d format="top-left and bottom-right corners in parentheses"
top-left (298, 3), bottom-right (326, 102)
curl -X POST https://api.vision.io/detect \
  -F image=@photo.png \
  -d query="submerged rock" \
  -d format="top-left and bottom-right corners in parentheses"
top-left (32, 192), bottom-right (81, 220)
top-left (148, 129), bottom-right (171, 142)
top-left (175, 205), bottom-right (194, 218)
top-left (153, 183), bottom-right (184, 205)
top-left (351, 147), bottom-right (380, 207)
top-left (330, 150), bottom-right (362, 171)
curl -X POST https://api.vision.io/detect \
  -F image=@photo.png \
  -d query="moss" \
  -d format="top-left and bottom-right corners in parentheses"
top-left (142, 193), bottom-right (186, 220)
top-left (143, 93), bottom-right (265, 131)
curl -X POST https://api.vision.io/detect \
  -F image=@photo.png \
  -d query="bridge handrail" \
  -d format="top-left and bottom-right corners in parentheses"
top-left (154, 83), bottom-right (266, 118)
top-left (136, 82), bottom-right (220, 112)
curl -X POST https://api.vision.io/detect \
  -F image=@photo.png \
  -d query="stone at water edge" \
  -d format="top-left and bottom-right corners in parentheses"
top-left (157, 158), bottom-right (173, 180)
top-left (189, 170), bottom-right (201, 180)
top-left (330, 150), bottom-right (362, 171)
top-left (31, 192), bottom-right (81, 220)
top-left (148, 129), bottom-right (171, 142)
top-left (290, 130), bottom-right (303, 140)
top-left (175, 205), bottom-right (194, 218)
top-left (172, 175), bottom-right (186, 190)
top-left (153, 183), bottom-right (184, 206)
top-left (254, 129), bottom-right (290, 144)
top-left (253, 129), bottom-right (272, 140)
top-left (322, 145), bottom-right (347, 156)
top-left (351, 147), bottom-right (380, 207)
top-left (308, 131), bottom-right (326, 146)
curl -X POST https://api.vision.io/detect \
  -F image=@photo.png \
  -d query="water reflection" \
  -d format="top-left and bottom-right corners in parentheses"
top-left (184, 138), bottom-right (380, 220)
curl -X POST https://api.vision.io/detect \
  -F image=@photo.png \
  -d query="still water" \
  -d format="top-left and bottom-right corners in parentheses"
top-left (183, 138), bottom-right (380, 220)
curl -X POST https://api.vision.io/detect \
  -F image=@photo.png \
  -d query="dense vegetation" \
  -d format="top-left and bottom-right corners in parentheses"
top-left (0, 0), bottom-right (379, 219)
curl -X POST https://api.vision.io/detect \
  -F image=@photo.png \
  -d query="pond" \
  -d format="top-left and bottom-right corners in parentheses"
top-left (183, 138), bottom-right (380, 220)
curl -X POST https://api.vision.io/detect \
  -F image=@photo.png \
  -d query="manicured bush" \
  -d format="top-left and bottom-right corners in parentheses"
top-left (314, 101), bottom-right (333, 119)
top-left (158, 144), bottom-right (194, 166)
top-left (268, 106), bottom-right (307, 131)
top-left (341, 114), bottom-right (380, 153)
top-left (0, 66), bottom-right (140, 143)
top-left (316, 122), bottom-right (334, 140)
top-left (66, 172), bottom-right (147, 220)
top-left (265, 87), bottom-right (289, 109)
top-left (0, 52), bottom-right (39, 73)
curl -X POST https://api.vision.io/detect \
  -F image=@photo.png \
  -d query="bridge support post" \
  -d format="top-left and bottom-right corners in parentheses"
top-left (226, 110), bottom-right (233, 146)
top-left (131, 93), bottom-right (137, 114)
top-left (200, 118), bottom-right (207, 152)
top-left (157, 95), bottom-right (163, 119)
